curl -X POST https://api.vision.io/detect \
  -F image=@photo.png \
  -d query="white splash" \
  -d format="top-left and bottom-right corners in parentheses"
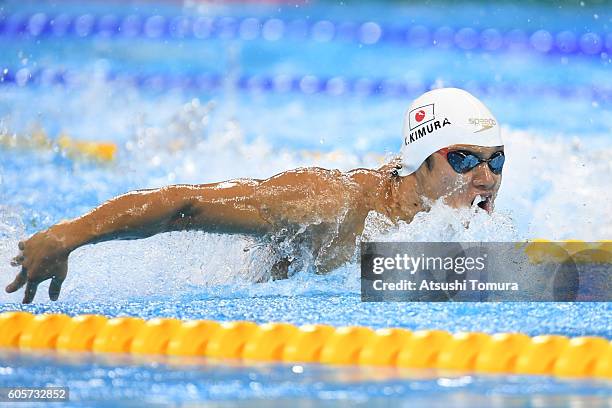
top-left (363, 202), bottom-right (519, 244)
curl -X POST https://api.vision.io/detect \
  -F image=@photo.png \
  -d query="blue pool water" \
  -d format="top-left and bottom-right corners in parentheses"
top-left (0, 0), bottom-right (611, 406)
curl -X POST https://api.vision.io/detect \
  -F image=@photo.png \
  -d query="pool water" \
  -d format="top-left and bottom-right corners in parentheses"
top-left (0, 0), bottom-right (611, 406)
top-left (0, 349), bottom-right (610, 407)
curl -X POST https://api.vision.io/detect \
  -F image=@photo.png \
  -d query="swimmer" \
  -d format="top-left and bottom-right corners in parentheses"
top-left (7, 88), bottom-right (505, 303)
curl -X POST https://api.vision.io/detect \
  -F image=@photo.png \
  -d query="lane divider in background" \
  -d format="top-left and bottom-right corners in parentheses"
top-left (57, 134), bottom-right (117, 162)
top-left (525, 240), bottom-right (612, 264)
top-left (0, 125), bottom-right (389, 166)
top-left (0, 12), bottom-right (610, 58)
top-left (0, 126), bottom-right (117, 162)
top-left (1, 66), bottom-right (610, 105)
top-left (0, 311), bottom-right (609, 378)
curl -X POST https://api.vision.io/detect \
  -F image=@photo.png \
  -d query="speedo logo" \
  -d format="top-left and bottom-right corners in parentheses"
top-left (405, 117), bottom-right (452, 145)
top-left (468, 118), bottom-right (497, 133)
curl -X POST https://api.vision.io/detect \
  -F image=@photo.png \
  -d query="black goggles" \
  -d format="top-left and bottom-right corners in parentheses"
top-left (438, 149), bottom-right (505, 175)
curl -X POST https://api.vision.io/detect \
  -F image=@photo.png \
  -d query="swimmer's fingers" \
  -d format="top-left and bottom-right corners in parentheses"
top-left (48, 264), bottom-right (67, 302)
top-left (48, 278), bottom-right (63, 301)
top-left (5, 268), bottom-right (27, 293)
top-left (11, 240), bottom-right (26, 266)
top-left (11, 254), bottom-right (24, 267)
top-left (22, 280), bottom-right (39, 304)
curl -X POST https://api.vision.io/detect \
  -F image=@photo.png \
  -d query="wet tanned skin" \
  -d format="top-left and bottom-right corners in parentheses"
top-left (6, 144), bottom-right (503, 303)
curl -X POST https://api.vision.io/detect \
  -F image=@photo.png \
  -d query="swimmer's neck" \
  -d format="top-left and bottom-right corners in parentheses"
top-left (370, 171), bottom-right (425, 224)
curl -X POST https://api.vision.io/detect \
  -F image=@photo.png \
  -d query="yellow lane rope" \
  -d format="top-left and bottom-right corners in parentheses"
top-left (0, 127), bottom-right (117, 162)
top-left (524, 240), bottom-right (612, 264)
top-left (0, 312), bottom-right (609, 379)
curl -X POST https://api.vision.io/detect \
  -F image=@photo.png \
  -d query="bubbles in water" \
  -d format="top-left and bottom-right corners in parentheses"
top-left (362, 200), bottom-right (518, 243)
top-left (0, 205), bottom-right (26, 303)
top-left (60, 232), bottom-right (266, 303)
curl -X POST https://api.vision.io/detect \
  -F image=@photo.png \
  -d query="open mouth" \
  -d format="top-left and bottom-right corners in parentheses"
top-left (471, 194), bottom-right (493, 213)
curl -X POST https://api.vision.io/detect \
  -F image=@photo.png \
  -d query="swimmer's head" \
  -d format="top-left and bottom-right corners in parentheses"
top-left (398, 88), bottom-right (504, 213)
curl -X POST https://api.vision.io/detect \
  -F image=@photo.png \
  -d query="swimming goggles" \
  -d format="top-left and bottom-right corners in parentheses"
top-left (437, 148), bottom-right (505, 175)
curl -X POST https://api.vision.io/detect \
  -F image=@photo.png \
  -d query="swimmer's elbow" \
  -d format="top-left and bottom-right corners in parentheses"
top-left (165, 200), bottom-right (201, 232)
top-left (158, 183), bottom-right (270, 235)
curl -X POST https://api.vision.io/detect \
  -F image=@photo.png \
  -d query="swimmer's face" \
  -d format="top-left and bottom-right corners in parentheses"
top-left (415, 144), bottom-right (504, 213)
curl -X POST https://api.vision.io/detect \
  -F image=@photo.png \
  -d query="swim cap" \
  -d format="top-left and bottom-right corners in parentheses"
top-left (398, 88), bottom-right (503, 176)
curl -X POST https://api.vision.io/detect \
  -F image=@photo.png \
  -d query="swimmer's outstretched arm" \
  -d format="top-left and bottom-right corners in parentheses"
top-left (5, 180), bottom-right (276, 303)
top-left (6, 168), bottom-right (351, 303)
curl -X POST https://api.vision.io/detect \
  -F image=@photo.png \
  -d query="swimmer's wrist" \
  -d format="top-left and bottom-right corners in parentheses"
top-left (46, 221), bottom-right (86, 253)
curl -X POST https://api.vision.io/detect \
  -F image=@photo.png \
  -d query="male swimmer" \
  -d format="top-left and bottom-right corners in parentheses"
top-left (6, 88), bottom-right (505, 303)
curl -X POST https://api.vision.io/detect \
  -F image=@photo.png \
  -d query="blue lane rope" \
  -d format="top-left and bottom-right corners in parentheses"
top-left (1, 66), bottom-right (610, 104)
top-left (1, 12), bottom-right (611, 58)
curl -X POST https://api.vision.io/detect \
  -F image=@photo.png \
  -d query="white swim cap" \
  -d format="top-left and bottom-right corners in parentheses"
top-left (398, 87), bottom-right (503, 176)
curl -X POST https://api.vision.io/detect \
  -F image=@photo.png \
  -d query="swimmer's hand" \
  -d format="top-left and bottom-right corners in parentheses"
top-left (6, 229), bottom-right (71, 303)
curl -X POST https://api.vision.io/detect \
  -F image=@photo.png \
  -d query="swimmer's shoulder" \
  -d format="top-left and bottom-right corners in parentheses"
top-left (347, 159), bottom-right (400, 186)
top-left (213, 164), bottom-right (395, 193)
top-left (262, 166), bottom-right (344, 185)
top-left (267, 165), bottom-right (392, 196)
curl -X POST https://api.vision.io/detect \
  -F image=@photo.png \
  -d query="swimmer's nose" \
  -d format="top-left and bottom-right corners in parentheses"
top-left (471, 163), bottom-right (496, 190)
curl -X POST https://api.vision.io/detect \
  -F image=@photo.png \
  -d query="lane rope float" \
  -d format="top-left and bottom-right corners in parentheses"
top-left (1, 66), bottom-right (610, 105)
top-left (0, 126), bottom-right (117, 162)
top-left (524, 240), bottom-right (612, 264)
top-left (0, 311), bottom-right (610, 379)
top-left (1, 12), bottom-right (610, 58)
